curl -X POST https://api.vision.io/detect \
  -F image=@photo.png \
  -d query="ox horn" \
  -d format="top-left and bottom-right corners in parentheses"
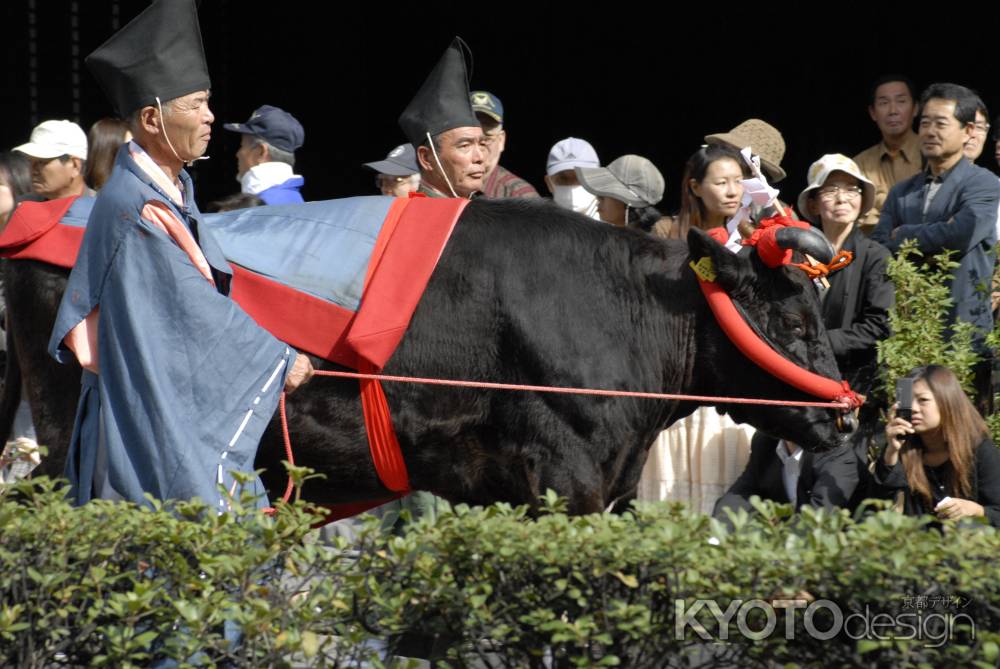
top-left (774, 227), bottom-right (836, 265)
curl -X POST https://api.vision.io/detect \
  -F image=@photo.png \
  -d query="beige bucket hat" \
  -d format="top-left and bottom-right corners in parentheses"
top-left (796, 153), bottom-right (876, 224)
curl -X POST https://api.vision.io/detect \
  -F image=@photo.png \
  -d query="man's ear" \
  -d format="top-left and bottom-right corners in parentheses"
top-left (687, 227), bottom-right (754, 295)
top-left (868, 105), bottom-right (877, 123)
top-left (70, 157), bottom-right (83, 178)
top-left (258, 142), bottom-right (271, 162)
top-left (416, 145), bottom-right (435, 172)
top-left (138, 105), bottom-right (160, 135)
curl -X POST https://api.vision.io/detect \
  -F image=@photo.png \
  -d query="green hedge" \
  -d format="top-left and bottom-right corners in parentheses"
top-left (3, 481), bottom-right (1000, 668)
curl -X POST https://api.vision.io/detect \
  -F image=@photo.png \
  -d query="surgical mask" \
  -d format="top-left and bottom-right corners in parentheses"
top-left (553, 185), bottom-right (597, 215)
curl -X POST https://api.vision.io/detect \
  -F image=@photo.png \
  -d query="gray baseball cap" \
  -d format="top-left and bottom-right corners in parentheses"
top-left (575, 154), bottom-right (664, 207)
top-left (363, 143), bottom-right (419, 176)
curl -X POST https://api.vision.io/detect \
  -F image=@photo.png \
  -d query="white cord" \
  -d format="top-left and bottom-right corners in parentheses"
top-left (426, 131), bottom-right (458, 198)
top-left (156, 96), bottom-right (209, 167)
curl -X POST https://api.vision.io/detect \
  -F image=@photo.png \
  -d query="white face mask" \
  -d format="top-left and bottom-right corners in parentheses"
top-left (553, 185), bottom-right (598, 215)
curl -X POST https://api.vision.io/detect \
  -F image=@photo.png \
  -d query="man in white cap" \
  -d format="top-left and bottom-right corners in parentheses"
top-left (544, 137), bottom-right (601, 219)
top-left (14, 120), bottom-right (92, 200)
top-left (48, 0), bottom-right (312, 508)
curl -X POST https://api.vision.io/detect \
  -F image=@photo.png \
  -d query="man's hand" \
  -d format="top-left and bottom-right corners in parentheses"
top-left (284, 353), bottom-right (314, 394)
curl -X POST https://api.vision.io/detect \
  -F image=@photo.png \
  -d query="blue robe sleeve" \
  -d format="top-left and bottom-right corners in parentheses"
top-left (50, 173), bottom-right (290, 509)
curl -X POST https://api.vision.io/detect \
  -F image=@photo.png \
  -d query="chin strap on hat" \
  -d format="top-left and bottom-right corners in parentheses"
top-left (426, 131), bottom-right (459, 198)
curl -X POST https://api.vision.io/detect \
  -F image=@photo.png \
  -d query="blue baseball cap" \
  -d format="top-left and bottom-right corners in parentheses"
top-left (470, 90), bottom-right (503, 123)
top-left (224, 105), bottom-right (304, 153)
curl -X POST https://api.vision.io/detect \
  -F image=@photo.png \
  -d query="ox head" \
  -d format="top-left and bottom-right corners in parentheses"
top-left (687, 227), bottom-right (851, 452)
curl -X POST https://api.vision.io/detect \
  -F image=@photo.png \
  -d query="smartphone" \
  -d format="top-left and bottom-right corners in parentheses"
top-left (896, 378), bottom-right (914, 422)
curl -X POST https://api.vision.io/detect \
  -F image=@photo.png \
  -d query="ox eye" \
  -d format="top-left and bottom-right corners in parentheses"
top-left (782, 316), bottom-right (805, 337)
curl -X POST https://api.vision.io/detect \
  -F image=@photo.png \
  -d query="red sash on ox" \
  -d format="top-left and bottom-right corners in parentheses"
top-left (0, 195), bottom-right (469, 517)
top-left (228, 197), bottom-right (468, 508)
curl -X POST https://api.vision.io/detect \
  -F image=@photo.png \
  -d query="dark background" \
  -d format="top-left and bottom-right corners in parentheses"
top-left (3, 1), bottom-right (999, 211)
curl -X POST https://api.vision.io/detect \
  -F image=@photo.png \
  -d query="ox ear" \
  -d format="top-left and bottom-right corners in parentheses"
top-left (686, 227), bottom-right (754, 295)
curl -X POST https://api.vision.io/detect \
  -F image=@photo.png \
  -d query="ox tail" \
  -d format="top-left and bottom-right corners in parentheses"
top-left (0, 325), bottom-right (23, 446)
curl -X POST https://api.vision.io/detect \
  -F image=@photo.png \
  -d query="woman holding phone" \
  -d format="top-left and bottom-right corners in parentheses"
top-left (877, 365), bottom-right (1000, 526)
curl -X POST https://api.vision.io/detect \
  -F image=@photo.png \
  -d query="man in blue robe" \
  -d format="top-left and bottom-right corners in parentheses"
top-left (48, 0), bottom-right (313, 509)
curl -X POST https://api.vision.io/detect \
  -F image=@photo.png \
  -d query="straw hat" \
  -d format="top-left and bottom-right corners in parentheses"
top-left (705, 119), bottom-right (786, 182)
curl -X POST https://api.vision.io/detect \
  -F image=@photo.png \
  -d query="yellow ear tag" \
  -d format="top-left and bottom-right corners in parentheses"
top-left (689, 256), bottom-right (717, 282)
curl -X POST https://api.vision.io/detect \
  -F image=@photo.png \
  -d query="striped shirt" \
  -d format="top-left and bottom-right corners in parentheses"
top-left (481, 165), bottom-right (540, 199)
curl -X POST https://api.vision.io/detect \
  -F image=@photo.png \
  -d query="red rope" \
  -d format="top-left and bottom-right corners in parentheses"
top-left (265, 392), bottom-right (297, 510)
top-left (311, 369), bottom-right (852, 409)
top-left (268, 368), bottom-right (852, 509)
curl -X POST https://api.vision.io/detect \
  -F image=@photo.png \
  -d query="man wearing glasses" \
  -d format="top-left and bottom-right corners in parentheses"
top-left (363, 143), bottom-right (421, 197)
top-left (873, 83), bottom-right (1000, 414)
top-left (962, 101), bottom-right (992, 165)
top-left (470, 91), bottom-right (539, 199)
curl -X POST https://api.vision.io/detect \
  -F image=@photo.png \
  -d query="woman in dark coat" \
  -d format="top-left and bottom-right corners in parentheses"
top-left (797, 153), bottom-right (894, 403)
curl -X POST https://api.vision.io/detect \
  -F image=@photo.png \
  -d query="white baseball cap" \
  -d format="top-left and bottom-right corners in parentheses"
top-left (546, 137), bottom-right (600, 176)
top-left (14, 120), bottom-right (88, 160)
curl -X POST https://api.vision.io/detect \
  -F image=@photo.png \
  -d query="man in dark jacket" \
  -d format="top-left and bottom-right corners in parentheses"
top-left (872, 82), bottom-right (1000, 412)
top-left (713, 433), bottom-right (860, 519)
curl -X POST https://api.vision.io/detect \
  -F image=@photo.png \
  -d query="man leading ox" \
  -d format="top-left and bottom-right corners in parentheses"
top-left (48, 0), bottom-right (312, 508)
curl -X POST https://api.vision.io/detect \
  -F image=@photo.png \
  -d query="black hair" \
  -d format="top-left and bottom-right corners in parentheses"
top-left (0, 151), bottom-right (32, 200)
top-left (676, 144), bottom-right (751, 238)
top-left (868, 74), bottom-right (917, 106)
top-left (973, 96), bottom-right (990, 122)
top-left (204, 192), bottom-right (265, 213)
top-left (626, 204), bottom-right (663, 232)
top-left (920, 82), bottom-right (980, 126)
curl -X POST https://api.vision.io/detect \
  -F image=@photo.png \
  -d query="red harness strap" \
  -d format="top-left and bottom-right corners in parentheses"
top-left (693, 265), bottom-right (863, 409)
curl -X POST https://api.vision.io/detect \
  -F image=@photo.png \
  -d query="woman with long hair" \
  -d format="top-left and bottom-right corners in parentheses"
top-left (84, 117), bottom-right (131, 191)
top-left (656, 144), bottom-right (751, 240)
top-left (636, 144), bottom-right (756, 512)
top-left (877, 365), bottom-right (1000, 525)
top-left (0, 151), bottom-right (32, 227)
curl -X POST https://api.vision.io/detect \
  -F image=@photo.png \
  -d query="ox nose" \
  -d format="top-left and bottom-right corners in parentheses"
top-left (835, 410), bottom-right (858, 433)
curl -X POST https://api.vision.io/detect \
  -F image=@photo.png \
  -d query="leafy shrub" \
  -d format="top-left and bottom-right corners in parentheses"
top-left (0, 476), bottom-right (375, 668)
top-left (877, 240), bottom-right (979, 398)
top-left (4, 480), bottom-right (999, 668)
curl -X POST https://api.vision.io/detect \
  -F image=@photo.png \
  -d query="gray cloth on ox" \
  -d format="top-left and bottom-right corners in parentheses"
top-left (49, 145), bottom-right (291, 509)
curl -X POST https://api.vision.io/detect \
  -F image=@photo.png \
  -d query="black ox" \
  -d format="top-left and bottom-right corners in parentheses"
top-left (1, 198), bottom-right (849, 514)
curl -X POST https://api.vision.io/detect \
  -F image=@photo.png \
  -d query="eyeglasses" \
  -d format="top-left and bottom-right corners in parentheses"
top-left (817, 185), bottom-right (863, 201)
top-left (375, 175), bottom-right (414, 189)
top-left (974, 121), bottom-right (991, 135)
